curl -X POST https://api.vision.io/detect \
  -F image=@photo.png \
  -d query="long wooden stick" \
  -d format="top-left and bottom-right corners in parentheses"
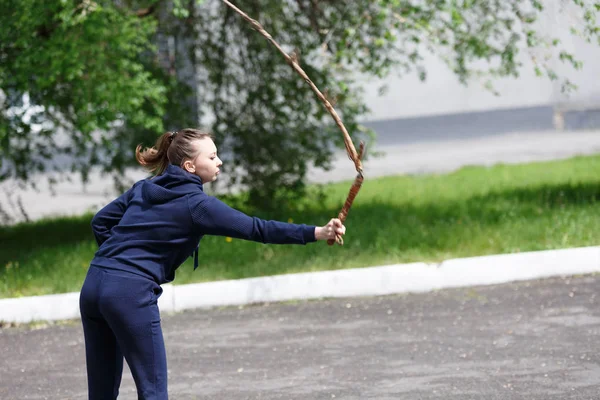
top-left (222, 0), bottom-right (365, 245)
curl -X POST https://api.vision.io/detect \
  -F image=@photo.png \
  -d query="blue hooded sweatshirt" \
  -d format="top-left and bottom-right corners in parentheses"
top-left (90, 164), bottom-right (316, 284)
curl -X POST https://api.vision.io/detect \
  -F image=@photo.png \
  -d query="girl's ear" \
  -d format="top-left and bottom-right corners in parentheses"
top-left (183, 160), bottom-right (195, 173)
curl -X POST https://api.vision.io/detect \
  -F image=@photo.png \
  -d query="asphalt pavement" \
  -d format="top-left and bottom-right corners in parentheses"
top-left (1, 274), bottom-right (600, 399)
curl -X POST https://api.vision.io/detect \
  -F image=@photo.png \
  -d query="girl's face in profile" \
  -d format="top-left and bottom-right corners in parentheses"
top-left (183, 138), bottom-right (223, 183)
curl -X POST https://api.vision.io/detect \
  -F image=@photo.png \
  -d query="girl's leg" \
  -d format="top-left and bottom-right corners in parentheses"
top-left (81, 314), bottom-right (124, 399)
top-left (80, 267), bottom-right (124, 400)
top-left (99, 271), bottom-right (168, 400)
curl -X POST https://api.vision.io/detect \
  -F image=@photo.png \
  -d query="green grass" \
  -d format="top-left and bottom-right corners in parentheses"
top-left (2, 155), bottom-right (600, 298)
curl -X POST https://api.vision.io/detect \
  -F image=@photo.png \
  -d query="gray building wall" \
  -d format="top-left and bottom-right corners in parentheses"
top-left (359, 2), bottom-right (600, 128)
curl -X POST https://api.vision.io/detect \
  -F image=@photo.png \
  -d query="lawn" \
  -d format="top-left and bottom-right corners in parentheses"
top-left (1, 155), bottom-right (600, 298)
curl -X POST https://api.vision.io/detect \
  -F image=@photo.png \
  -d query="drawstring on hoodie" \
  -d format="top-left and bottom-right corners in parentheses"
top-left (193, 245), bottom-right (199, 270)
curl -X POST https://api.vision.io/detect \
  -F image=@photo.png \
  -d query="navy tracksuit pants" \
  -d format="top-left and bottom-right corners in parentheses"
top-left (79, 266), bottom-right (167, 399)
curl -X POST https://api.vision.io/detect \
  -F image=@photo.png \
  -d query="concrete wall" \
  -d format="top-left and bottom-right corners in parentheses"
top-left (359, 2), bottom-right (600, 123)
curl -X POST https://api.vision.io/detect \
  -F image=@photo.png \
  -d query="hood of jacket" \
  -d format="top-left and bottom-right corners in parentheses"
top-left (141, 164), bottom-right (204, 204)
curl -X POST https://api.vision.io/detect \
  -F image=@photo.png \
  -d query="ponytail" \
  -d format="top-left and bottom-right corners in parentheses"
top-left (135, 129), bottom-right (214, 176)
top-left (135, 132), bottom-right (175, 176)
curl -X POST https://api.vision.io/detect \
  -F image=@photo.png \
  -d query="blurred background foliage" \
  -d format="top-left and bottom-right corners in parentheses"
top-left (0, 0), bottom-right (598, 211)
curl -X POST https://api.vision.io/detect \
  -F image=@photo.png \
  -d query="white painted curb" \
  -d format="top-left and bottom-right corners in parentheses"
top-left (0, 292), bottom-right (81, 324)
top-left (1, 246), bottom-right (599, 323)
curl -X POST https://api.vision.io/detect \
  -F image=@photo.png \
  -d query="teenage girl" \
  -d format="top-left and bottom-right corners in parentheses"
top-left (79, 128), bottom-right (346, 399)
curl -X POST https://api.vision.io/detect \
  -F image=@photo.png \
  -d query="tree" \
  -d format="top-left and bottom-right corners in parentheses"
top-left (1, 0), bottom-right (599, 213)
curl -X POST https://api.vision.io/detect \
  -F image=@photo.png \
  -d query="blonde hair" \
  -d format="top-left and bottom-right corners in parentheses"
top-left (135, 128), bottom-right (214, 175)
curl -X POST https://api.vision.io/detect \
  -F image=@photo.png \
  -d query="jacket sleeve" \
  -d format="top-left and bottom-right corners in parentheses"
top-left (189, 194), bottom-right (316, 244)
top-left (91, 184), bottom-right (136, 247)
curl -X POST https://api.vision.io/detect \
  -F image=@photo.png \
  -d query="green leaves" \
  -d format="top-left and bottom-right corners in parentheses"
top-left (1, 0), bottom-right (599, 212)
top-left (0, 0), bottom-right (166, 182)
top-left (451, 8), bottom-right (463, 27)
top-left (172, 0), bottom-right (189, 18)
top-left (559, 51), bottom-right (584, 70)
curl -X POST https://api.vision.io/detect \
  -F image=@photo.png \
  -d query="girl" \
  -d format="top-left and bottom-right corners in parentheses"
top-left (79, 128), bottom-right (345, 399)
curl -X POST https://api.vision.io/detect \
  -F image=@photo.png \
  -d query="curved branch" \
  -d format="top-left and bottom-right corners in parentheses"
top-left (135, 6), bottom-right (156, 18)
top-left (221, 0), bottom-right (365, 246)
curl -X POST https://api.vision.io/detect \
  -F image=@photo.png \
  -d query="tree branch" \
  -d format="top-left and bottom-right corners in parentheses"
top-left (135, 5), bottom-right (156, 18)
top-left (221, 0), bottom-right (365, 246)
